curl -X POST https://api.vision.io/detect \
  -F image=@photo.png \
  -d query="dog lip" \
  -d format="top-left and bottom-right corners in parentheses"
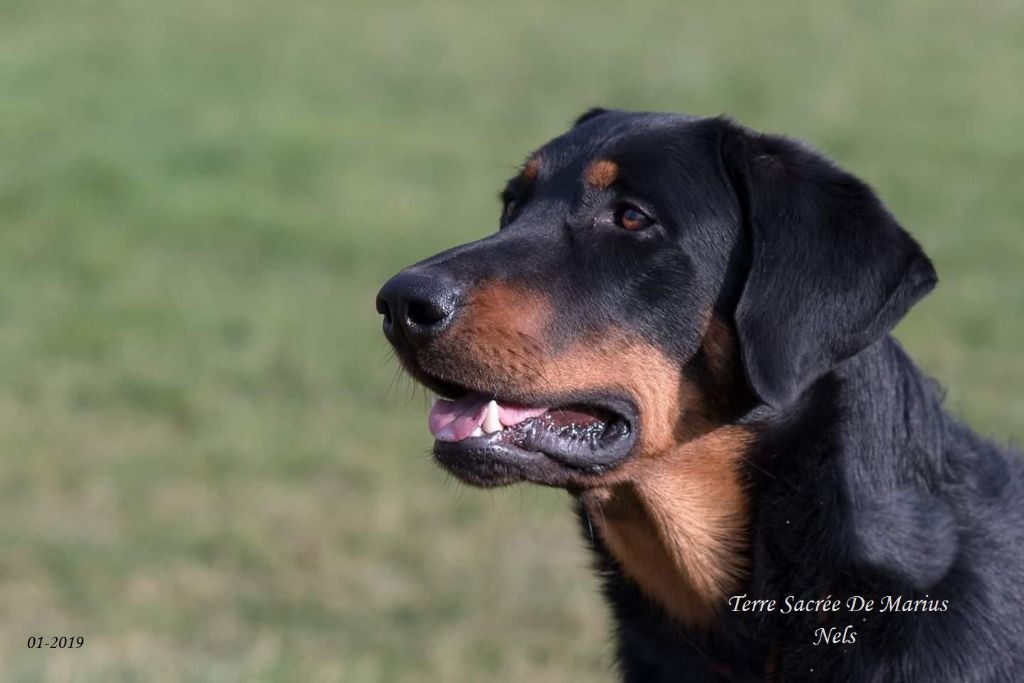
top-left (434, 439), bottom-right (628, 489)
top-left (432, 395), bottom-right (638, 487)
top-left (434, 440), bottom-right (562, 488)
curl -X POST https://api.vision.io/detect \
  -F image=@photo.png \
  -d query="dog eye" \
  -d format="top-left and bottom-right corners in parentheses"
top-left (614, 205), bottom-right (653, 231)
top-left (500, 192), bottom-right (519, 224)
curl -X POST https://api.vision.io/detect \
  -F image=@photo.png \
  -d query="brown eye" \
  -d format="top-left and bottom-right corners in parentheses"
top-left (615, 206), bottom-right (653, 231)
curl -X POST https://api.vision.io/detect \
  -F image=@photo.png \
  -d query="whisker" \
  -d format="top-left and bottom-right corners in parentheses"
top-left (378, 346), bottom-right (396, 369)
top-left (383, 365), bottom-right (405, 402)
top-left (400, 373), bottom-right (419, 407)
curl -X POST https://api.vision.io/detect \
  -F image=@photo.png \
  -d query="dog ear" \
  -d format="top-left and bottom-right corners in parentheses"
top-left (573, 107), bottom-right (612, 127)
top-left (720, 122), bottom-right (938, 409)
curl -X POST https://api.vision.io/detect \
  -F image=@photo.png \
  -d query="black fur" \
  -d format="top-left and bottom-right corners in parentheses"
top-left (378, 110), bottom-right (1024, 681)
top-left (594, 339), bottom-right (1024, 681)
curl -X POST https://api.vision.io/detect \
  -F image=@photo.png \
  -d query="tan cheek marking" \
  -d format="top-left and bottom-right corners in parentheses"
top-left (441, 311), bottom-right (751, 627)
top-left (444, 312), bottom-right (685, 455)
top-left (584, 159), bottom-right (618, 188)
top-left (457, 281), bottom-right (550, 341)
top-left (439, 281), bottom-right (553, 383)
top-left (533, 337), bottom-right (685, 455)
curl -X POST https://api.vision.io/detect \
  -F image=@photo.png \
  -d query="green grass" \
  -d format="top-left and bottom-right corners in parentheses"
top-left (0, 0), bottom-right (1021, 680)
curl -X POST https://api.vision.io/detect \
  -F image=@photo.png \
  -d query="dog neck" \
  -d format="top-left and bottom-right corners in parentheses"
top-left (580, 424), bottom-right (753, 627)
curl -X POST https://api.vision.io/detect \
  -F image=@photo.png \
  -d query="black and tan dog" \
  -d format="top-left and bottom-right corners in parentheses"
top-left (376, 109), bottom-right (1024, 681)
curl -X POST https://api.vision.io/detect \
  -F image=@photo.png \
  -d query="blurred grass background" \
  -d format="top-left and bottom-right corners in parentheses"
top-left (0, 0), bottom-right (1021, 680)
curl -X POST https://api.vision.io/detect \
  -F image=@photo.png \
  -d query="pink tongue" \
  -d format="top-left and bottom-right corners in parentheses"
top-left (428, 393), bottom-right (547, 442)
top-left (428, 394), bottom-right (487, 442)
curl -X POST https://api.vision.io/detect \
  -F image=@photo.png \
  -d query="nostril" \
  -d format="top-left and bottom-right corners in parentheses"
top-left (406, 298), bottom-right (447, 328)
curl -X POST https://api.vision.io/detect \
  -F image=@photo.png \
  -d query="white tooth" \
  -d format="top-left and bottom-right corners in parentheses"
top-left (470, 427), bottom-right (484, 437)
top-left (482, 400), bottom-right (502, 433)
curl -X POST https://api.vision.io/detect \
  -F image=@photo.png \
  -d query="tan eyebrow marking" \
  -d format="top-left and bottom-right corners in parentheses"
top-left (520, 156), bottom-right (541, 182)
top-left (584, 159), bottom-right (619, 188)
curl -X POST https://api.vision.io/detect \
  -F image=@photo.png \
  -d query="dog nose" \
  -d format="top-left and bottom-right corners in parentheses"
top-left (376, 271), bottom-right (461, 347)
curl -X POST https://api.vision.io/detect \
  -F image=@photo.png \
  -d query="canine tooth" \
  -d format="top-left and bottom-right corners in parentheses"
top-left (482, 400), bottom-right (502, 433)
top-left (470, 427), bottom-right (484, 437)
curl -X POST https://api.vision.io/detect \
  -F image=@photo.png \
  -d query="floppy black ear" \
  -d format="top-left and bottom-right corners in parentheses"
top-left (721, 122), bottom-right (938, 408)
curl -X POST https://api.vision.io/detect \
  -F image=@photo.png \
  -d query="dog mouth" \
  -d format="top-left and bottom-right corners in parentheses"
top-left (430, 390), bottom-right (631, 457)
top-left (420, 380), bottom-right (637, 487)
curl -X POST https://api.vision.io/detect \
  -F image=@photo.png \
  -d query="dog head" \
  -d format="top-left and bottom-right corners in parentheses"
top-left (377, 109), bottom-right (936, 490)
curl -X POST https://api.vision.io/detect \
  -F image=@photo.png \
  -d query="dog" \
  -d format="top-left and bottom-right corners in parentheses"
top-left (376, 109), bottom-right (1024, 681)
